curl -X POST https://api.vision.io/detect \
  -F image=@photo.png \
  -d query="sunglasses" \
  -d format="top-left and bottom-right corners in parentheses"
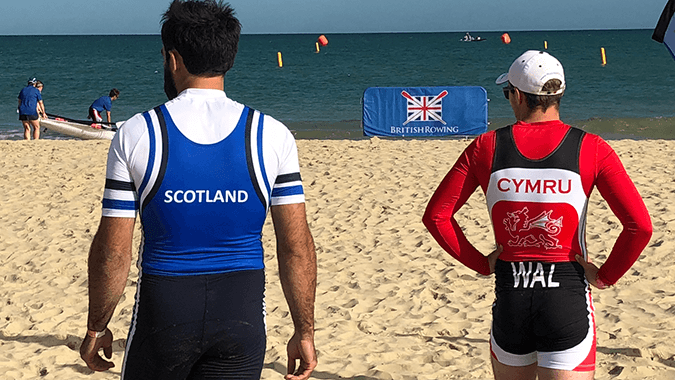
top-left (502, 84), bottom-right (515, 100)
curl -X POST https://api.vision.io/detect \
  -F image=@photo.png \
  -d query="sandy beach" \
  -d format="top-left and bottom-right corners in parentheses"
top-left (0, 137), bottom-right (674, 380)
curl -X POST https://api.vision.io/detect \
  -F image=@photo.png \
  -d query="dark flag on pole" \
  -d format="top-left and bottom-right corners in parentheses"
top-left (653, 0), bottom-right (675, 60)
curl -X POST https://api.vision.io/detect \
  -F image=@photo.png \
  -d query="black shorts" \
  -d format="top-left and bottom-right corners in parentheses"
top-left (19, 114), bottom-right (39, 121)
top-left (121, 269), bottom-right (267, 380)
top-left (88, 107), bottom-right (98, 121)
top-left (490, 260), bottom-right (596, 371)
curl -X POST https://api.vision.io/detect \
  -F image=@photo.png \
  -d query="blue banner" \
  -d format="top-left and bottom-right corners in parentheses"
top-left (363, 86), bottom-right (488, 137)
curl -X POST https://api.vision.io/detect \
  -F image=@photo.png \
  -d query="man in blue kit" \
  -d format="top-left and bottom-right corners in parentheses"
top-left (88, 88), bottom-right (120, 124)
top-left (17, 78), bottom-right (47, 140)
top-left (79, 1), bottom-right (317, 379)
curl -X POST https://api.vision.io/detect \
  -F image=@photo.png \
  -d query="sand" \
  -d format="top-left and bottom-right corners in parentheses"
top-left (0, 137), bottom-right (674, 380)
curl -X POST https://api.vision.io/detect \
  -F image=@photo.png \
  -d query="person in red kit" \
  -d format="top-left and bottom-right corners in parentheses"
top-left (423, 50), bottom-right (652, 380)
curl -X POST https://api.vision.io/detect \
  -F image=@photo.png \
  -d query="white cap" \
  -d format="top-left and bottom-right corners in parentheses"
top-left (495, 50), bottom-right (565, 95)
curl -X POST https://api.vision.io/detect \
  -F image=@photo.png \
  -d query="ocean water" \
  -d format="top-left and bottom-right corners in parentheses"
top-left (1, 30), bottom-right (674, 140)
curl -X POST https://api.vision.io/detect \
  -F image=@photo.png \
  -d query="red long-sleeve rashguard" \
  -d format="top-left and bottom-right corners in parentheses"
top-left (423, 120), bottom-right (652, 285)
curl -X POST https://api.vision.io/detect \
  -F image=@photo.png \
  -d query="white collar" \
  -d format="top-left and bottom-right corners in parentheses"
top-left (177, 88), bottom-right (228, 98)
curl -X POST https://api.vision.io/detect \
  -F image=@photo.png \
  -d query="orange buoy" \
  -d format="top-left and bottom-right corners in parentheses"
top-left (277, 52), bottom-right (283, 68)
top-left (501, 33), bottom-right (511, 44)
top-left (318, 35), bottom-right (328, 46)
top-left (601, 47), bottom-right (607, 65)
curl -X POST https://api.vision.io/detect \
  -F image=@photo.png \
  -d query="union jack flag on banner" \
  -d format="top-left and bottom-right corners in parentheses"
top-left (362, 86), bottom-right (488, 137)
top-left (401, 90), bottom-right (448, 125)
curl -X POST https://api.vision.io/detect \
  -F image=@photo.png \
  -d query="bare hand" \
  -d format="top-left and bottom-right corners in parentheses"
top-left (488, 245), bottom-right (503, 274)
top-left (286, 332), bottom-right (317, 380)
top-left (80, 329), bottom-right (114, 371)
top-left (575, 254), bottom-right (606, 289)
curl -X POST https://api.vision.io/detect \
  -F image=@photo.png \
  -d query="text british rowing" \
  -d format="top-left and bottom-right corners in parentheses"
top-left (390, 126), bottom-right (460, 134)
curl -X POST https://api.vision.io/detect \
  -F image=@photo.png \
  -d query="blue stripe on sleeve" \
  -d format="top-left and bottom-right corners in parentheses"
top-left (271, 185), bottom-right (304, 198)
top-left (102, 198), bottom-right (138, 211)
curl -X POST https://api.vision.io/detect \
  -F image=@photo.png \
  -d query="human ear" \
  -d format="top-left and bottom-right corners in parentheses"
top-left (166, 50), bottom-right (178, 71)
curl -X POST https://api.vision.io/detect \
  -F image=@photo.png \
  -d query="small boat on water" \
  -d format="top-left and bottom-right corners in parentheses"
top-left (460, 32), bottom-right (486, 42)
top-left (41, 114), bottom-right (117, 140)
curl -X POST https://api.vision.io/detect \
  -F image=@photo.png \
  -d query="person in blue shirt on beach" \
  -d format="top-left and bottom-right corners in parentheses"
top-left (88, 88), bottom-right (120, 123)
top-left (17, 78), bottom-right (47, 140)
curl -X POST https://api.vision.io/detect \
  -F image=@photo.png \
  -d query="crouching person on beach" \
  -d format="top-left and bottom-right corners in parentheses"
top-left (422, 50), bottom-right (652, 380)
top-left (79, 1), bottom-right (317, 379)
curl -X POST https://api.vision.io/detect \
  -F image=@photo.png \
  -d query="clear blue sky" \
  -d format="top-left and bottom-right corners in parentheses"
top-left (1, 0), bottom-right (668, 35)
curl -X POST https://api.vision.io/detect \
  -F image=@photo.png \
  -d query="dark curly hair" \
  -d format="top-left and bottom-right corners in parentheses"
top-left (161, 0), bottom-right (241, 76)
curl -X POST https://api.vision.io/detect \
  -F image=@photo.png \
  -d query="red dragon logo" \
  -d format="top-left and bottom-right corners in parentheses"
top-left (503, 207), bottom-right (563, 249)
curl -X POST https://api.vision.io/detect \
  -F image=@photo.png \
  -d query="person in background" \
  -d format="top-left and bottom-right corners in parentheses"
top-left (88, 88), bottom-right (120, 124)
top-left (79, 1), bottom-right (317, 379)
top-left (423, 50), bottom-right (652, 380)
top-left (35, 81), bottom-right (47, 120)
top-left (17, 78), bottom-right (47, 140)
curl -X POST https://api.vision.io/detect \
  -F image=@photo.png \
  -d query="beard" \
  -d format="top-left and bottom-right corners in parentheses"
top-left (163, 64), bottom-right (178, 100)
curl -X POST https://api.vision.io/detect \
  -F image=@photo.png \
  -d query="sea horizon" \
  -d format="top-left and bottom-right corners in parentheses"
top-left (0, 27), bottom-right (657, 37)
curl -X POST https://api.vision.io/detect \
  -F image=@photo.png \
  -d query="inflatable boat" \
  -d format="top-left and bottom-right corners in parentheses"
top-left (41, 115), bottom-right (116, 140)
